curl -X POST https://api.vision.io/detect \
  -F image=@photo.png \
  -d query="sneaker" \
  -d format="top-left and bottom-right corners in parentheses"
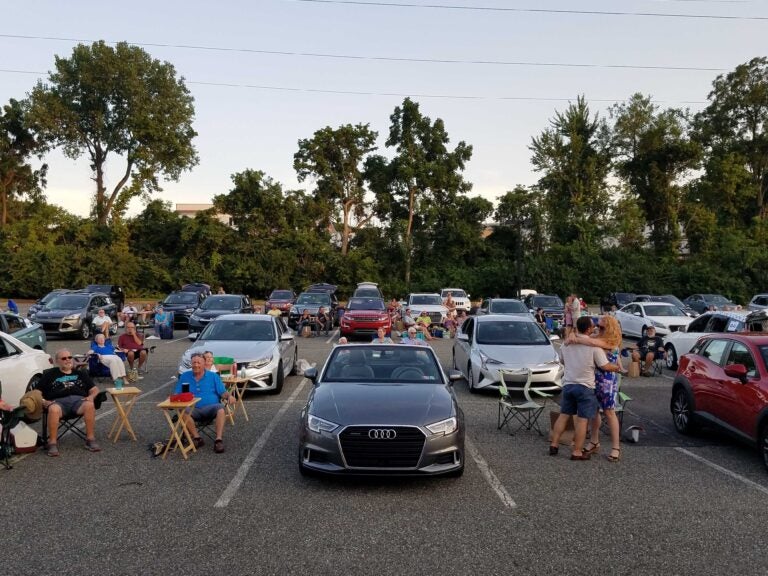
top-left (214, 439), bottom-right (225, 454)
top-left (136, 375), bottom-right (144, 380)
top-left (47, 443), bottom-right (60, 457)
top-left (85, 439), bottom-right (101, 453)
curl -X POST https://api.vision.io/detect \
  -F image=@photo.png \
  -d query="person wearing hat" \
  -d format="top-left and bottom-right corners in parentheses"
top-left (37, 349), bottom-right (102, 456)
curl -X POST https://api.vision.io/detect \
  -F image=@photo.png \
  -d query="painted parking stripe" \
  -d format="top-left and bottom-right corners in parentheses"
top-left (215, 377), bottom-right (309, 508)
top-left (325, 329), bottom-right (339, 344)
top-left (675, 447), bottom-right (768, 496)
top-left (465, 435), bottom-right (517, 509)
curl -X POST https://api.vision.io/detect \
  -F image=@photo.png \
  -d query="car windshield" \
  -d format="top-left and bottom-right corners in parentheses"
top-left (86, 285), bottom-right (110, 293)
top-left (46, 295), bottom-right (89, 310)
top-left (347, 298), bottom-right (385, 311)
top-left (199, 319), bottom-right (274, 341)
top-left (477, 320), bottom-right (549, 345)
top-left (654, 295), bottom-right (685, 308)
top-left (199, 296), bottom-right (241, 311)
top-left (708, 295), bottom-right (732, 304)
top-left (297, 293), bottom-right (329, 306)
top-left (443, 290), bottom-right (466, 298)
top-left (323, 345), bottom-right (442, 383)
top-left (41, 291), bottom-right (65, 304)
top-left (270, 291), bottom-right (293, 300)
top-left (410, 295), bottom-right (442, 306)
top-left (491, 300), bottom-right (527, 314)
top-left (164, 293), bottom-right (198, 305)
top-left (534, 296), bottom-right (563, 308)
top-left (643, 304), bottom-right (687, 317)
top-left (354, 288), bottom-right (381, 298)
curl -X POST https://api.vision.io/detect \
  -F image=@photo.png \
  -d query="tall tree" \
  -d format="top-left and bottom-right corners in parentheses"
top-left (28, 40), bottom-right (198, 225)
top-left (0, 98), bottom-right (47, 226)
top-left (530, 96), bottom-right (612, 245)
top-left (294, 124), bottom-right (378, 256)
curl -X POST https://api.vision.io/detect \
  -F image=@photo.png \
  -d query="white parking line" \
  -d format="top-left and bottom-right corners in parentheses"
top-left (325, 329), bottom-right (339, 344)
top-left (214, 377), bottom-right (309, 508)
top-left (675, 447), bottom-right (768, 496)
top-left (465, 435), bottom-right (517, 509)
top-left (94, 378), bottom-right (176, 421)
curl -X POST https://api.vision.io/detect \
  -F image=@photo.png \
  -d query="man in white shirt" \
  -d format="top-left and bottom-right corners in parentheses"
top-left (119, 302), bottom-right (137, 327)
top-left (92, 309), bottom-right (112, 337)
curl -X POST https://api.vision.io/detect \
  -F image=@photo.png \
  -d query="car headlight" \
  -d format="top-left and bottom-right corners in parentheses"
top-left (651, 320), bottom-right (667, 329)
top-left (479, 350), bottom-right (502, 370)
top-left (63, 313), bottom-right (81, 322)
top-left (537, 360), bottom-right (561, 369)
top-left (185, 308), bottom-right (195, 313)
top-left (307, 414), bottom-right (339, 434)
top-left (247, 356), bottom-right (272, 369)
top-left (426, 417), bottom-right (458, 436)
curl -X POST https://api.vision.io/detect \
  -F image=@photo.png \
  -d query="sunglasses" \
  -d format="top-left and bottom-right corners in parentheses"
top-left (59, 356), bottom-right (74, 361)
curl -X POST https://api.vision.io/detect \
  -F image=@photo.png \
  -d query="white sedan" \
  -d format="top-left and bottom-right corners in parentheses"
top-left (662, 311), bottom-right (746, 370)
top-left (615, 302), bottom-right (693, 338)
top-left (0, 331), bottom-right (52, 406)
top-left (452, 314), bottom-right (562, 393)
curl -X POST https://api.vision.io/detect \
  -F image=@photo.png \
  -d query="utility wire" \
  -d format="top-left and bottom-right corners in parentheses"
top-left (0, 34), bottom-right (729, 72)
top-left (0, 68), bottom-right (708, 103)
top-left (289, 0), bottom-right (768, 20)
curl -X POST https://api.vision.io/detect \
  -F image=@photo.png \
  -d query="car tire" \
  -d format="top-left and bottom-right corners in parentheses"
top-left (671, 386), bottom-right (698, 435)
top-left (641, 325), bottom-right (649, 338)
top-left (26, 374), bottom-right (41, 392)
top-left (80, 322), bottom-right (91, 340)
top-left (289, 346), bottom-right (298, 376)
top-left (665, 344), bottom-right (678, 370)
top-left (467, 364), bottom-right (478, 394)
top-left (269, 362), bottom-right (284, 395)
top-left (760, 424), bottom-right (768, 472)
top-left (452, 351), bottom-right (458, 370)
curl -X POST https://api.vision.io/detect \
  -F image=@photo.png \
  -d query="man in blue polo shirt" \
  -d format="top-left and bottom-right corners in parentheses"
top-left (175, 352), bottom-right (235, 453)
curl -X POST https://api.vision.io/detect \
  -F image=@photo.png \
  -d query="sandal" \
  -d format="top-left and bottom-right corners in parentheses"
top-left (607, 448), bottom-right (622, 462)
top-left (584, 441), bottom-right (600, 455)
top-left (548, 445), bottom-right (559, 456)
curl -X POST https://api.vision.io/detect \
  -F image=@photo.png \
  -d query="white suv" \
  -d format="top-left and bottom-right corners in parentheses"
top-left (407, 293), bottom-right (449, 324)
top-left (440, 288), bottom-right (470, 312)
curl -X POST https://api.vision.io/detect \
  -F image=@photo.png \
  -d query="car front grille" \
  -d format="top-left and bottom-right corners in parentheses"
top-left (669, 325), bottom-right (685, 332)
top-left (349, 315), bottom-right (383, 322)
top-left (339, 426), bottom-right (425, 468)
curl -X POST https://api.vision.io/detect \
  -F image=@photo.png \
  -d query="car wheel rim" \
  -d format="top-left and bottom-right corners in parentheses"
top-left (673, 392), bottom-right (689, 430)
top-left (666, 348), bottom-right (676, 369)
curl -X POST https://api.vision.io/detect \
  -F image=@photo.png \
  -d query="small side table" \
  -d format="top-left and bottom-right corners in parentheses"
top-left (107, 386), bottom-right (142, 443)
top-left (157, 397), bottom-right (200, 460)
top-left (222, 376), bottom-right (250, 422)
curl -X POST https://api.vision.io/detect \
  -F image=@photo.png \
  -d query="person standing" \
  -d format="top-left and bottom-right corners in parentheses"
top-left (549, 316), bottom-right (623, 460)
top-left (563, 295), bottom-right (574, 337)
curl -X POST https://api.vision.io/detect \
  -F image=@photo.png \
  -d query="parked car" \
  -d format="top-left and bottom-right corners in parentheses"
top-left (180, 314), bottom-right (296, 394)
top-left (158, 290), bottom-right (205, 328)
top-left (600, 292), bottom-right (637, 313)
top-left (339, 297), bottom-right (391, 339)
top-left (0, 312), bottom-right (46, 350)
top-left (748, 294), bottom-right (768, 312)
top-left (405, 293), bottom-right (448, 325)
top-left (452, 314), bottom-right (562, 393)
top-left (683, 294), bottom-right (737, 314)
top-left (265, 289), bottom-right (297, 315)
top-left (83, 284), bottom-right (125, 311)
top-left (31, 291), bottom-right (118, 340)
top-left (352, 282), bottom-right (384, 299)
top-left (441, 288), bottom-right (470, 312)
top-left (524, 294), bottom-right (564, 323)
top-left (181, 282), bottom-right (212, 298)
top-left (477, 298), bottom-right (529, 316)
top-left (305, 283), bottom-right (339, 320)
top-left (27, 289), bottom-right (72, 318)
top-left (299, 343), bottom-right (465, 477)
top-left (615, 302), bottom-right (693, 338)
top-left (187, 294), bottom-right (252, 333)
top-left (663, 311), bottom-right (746, 370)
top-left (288, 291), bottom-right (337, 330)
top-left (0, 331), bottom-right (52, 405)
top-left (653, 294), bottom-right (699, 318)
top-left (670, 333), bottom-right (768, 470)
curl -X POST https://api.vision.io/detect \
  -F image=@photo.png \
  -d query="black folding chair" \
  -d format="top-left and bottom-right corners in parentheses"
top-left (40, 391), bottom-right (108, 446)
top-left (1, 407), bottom-right (26, 470)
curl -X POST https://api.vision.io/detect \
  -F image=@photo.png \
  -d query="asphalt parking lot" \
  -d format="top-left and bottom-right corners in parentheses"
top-left (4, 327), bottom-right (768, 576)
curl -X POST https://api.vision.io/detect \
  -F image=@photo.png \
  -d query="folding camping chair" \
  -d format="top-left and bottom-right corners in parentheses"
top-left (497, 368), bottom-right (552, 436)
top-left (40, 391), bottom-right (108, 446)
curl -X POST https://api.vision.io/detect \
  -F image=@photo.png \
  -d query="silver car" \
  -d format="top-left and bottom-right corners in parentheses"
top-left (452, 314), bottom-right (563, 393)
top-left (179, 314), bottom-right (297, 394)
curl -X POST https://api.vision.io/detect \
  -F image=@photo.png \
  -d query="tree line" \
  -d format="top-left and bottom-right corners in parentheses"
top-left (1, 42), bottom-right (767, 303)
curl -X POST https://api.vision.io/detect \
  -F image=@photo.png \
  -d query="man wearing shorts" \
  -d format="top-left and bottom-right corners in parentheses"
top-left (549, 316), bottom-right (622, 460)
top-left (37, 349), bottom-right (102, 457)
top-left (175, 353), bottom-right (235, 453)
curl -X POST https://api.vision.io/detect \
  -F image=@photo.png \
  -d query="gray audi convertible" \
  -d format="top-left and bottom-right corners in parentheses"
top-left (299, 344), bottom-right (465, 477)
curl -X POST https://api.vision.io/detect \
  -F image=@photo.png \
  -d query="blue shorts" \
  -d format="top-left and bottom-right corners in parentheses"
top-left (52, 395), bottom-right (86, 418)
top-left (189, 403), bottom-right (223, 421)
top-left (559, 384), bottom-right (598, 419)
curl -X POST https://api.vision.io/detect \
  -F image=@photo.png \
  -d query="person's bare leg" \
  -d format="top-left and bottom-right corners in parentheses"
top-left (572, 416), bottom-right (588, 456)
top-left (47, 404), bottom-right (62, 446)
top-left (80, 400), bottom-right (96, 440)
top-left (550, 413), bottom-right (571, 447)
top-left (181, 413), bottom-right (200, 440)
top-left (215, 409), bottom-right (225, 440)
top-left (588, 413), bottom-right (601, 449)
top-left (605, 409), bottom-right (620, 452)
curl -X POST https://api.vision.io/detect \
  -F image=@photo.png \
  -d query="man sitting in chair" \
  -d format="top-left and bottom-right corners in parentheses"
top-left (175, 353), bottom-right (235, 454)
top-left (37, 349), bottom-right (102, 457)
top-left (631, 326), bottom-right (665, 376)
top-left (316, 306), bottom-right (331, 335)
top-left (92, 308), bottom-right (112, 337)
top-left (118, 322), bottom-right (147, 378)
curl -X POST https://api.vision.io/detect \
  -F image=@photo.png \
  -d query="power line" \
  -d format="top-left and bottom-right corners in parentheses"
top-left (0, 68), bottom-right (708, 104)
top-left (290, 0), bottom-right (768, 20)
top-left (0, 33), bottom-right (729, 72)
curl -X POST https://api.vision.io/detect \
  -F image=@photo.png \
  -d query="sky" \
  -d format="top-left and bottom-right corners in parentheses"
top-left (1, 0), bottom-right (766, 217)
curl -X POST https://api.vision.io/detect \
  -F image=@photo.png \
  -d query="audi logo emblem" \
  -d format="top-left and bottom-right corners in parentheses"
top-left (368, 429), bottom-right (397, 440)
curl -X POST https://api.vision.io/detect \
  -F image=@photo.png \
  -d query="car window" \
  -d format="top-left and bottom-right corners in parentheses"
top-left (165, 292), bottom-right (198, 305)
top-left (47, 294), bottom-right (90, 310)
top-left (201, 319), bottom-right (274, 341)
top-left (643, 304), bottom-right (686, 317)
top-left (700, 339), bottom-right (729, 366)
top-left (490, 300), bottom-right (527, 314)
top-left (623, 304), bottom-right (637, 315)
top-left (410, 295), bottom-right (442, 306)
top-left (534, 296), bottom-right (563, 307)
top-left (464, 318), bottom-right (474, 342)
top-left (347, 298), bottom-right (385, 310)
top-left (297, 293), bottom-right (329, 306)
top-left (3, 314), bottom-right (24, 334)
top-left (323, 346), bottom-right (440, 382)
top-left (707, 316), bottom-right (728, 333)
top-left (686, 315), bottom-right (709, 332)
top-left (477, 320), bottom-right (549, 345)
top-left (0, 336), bottom-right (19, 359)
top-left (725, 342), bottom-right (758, 377)
top-left (200, 296), bottom-right (242, 310)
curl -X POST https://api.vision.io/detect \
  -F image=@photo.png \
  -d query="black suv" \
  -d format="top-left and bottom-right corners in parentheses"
top-left (181, 282), bottom-right (212, 298)
top-left (31, 291), bottom-right (118, 339)
top-left (600, 292), bottom-right (637, 313)
top-left (187, 294), bottom-right (252, 333)
top-left (158, 290), bottom-right (205, 327)
top-left (84, 284), bottom-right (125, 311)
top-left (289, 291), bottom-right (338, 329)
top-left (524, 294), bottom-right (565, 321)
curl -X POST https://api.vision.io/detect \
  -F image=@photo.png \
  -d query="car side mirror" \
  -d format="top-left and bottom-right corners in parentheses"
top-left (304, 367), bottom-right (318, 383)
top-left (633, 312), bottom-right (641, 316)
top-left (724, 364), bottom-right (748, 383)
top-left (187, 332), bottom-right (199, 341)
top-left (457, 333), bottom-right (469, 342)
top-left (448, 369), bottom-right (463, 384)
top-left (280, 333), bottom-right (294, 341)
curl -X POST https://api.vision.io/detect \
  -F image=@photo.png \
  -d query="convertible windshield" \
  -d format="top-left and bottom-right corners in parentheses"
top-left (164, 293), bottom-right (198, 305)
top-left (46, 295), bottom-right (89, 310)
top-left (296, 293), bottom-right (330, 306)
top-left (476, 320), bottom-right (549, 345)
top-left (410, 295), bottom-right (442, 306)
top-left (491, 300), bottom-right (528, 314)
top-left (323, 345), bottom-right (442, 383)
top-left (347, 298), bottom-right (385, 311)
top-left (200, 319), bottom-right (274, 341)
top-left (200, 296), bottom-right (242, 311)
top-left (644, 304), bottom-right (687, 317)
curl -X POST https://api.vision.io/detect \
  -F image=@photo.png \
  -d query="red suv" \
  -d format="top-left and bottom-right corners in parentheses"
top-left (671, 333), bottom-right (768, 470)
top-left (339, 297), bottom-right (391, 340)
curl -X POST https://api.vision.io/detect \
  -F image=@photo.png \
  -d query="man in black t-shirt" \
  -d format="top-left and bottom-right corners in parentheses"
top-left (632, 326), bottom-right (665, 376)
top-left (37, 349), bottom-right (101, 457)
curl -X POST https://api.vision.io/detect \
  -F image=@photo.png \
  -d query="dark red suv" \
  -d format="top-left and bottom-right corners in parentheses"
top-left (671, 333), bottom-right (768, 470)
top-left (339, 297), bottom-right (391, 340)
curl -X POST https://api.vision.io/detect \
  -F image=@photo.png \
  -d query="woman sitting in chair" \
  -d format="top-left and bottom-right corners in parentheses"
top-left (89, 333), bottom-right (127, 386)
